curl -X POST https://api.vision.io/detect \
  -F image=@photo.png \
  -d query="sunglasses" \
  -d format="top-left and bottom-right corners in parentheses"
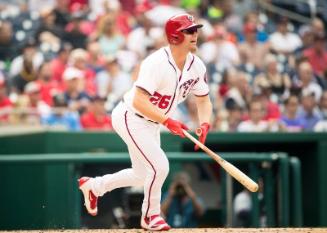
top-left (182, 27), bottom-right (198, 35)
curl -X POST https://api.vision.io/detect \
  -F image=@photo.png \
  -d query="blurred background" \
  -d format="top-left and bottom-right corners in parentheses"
top-left (0, 0), bottom-right (326, 230)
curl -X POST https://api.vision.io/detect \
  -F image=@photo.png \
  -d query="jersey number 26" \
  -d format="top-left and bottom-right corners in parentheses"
top-left (149, 92), bottom-right (172, 109)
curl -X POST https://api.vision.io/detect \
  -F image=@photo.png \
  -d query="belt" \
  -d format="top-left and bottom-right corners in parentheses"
top-left (134, 113), bottom-right (159, 124)
top-left (121, 99), bottom-right (159, 124)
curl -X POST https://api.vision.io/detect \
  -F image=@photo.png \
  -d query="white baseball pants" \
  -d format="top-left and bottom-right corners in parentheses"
top-left (91, 101), bottom-right (169, 217)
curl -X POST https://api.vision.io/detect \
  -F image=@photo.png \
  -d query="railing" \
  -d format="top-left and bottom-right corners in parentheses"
top-left (258, 0), bottom-right (314, 24)
top-left (0, 152), bottom-right (302, 229)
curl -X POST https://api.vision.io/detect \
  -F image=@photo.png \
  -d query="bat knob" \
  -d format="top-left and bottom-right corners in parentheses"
top-left (195, 128), bottom-right (202, 136)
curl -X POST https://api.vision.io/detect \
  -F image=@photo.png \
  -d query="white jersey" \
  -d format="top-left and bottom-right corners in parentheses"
top-left (123, 46), bottom-right (209, 119)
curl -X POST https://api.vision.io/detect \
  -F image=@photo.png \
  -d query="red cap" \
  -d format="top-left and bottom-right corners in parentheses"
top-left (135, 0), bottom-right (154, 15)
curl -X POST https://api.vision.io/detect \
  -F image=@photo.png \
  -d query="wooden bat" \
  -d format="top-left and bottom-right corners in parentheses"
top-left (183, 130), bottom-right (259, 192)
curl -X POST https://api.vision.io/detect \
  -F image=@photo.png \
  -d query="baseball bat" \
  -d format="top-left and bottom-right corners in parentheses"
top-left (183, 130), bottom-right (259, 192)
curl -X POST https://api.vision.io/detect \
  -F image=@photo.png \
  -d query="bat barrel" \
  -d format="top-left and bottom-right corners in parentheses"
top-left (183, 129), bottom-right (259, 193)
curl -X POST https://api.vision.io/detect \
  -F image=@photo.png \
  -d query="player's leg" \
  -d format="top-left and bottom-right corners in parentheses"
top-left (91, 144), bottom-right (147, 196)
top-left (78, 140), bottom-right (147, 216)
top-left (89, 102), bottom-right (148, 197)
top-left (79, 102), bottom-right (146, 216)
top-left (99, 109), bottom-right (169, 210)
top-left (122, 113), bottom-right (170, 230)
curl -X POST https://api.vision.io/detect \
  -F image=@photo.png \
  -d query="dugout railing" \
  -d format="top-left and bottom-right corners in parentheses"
top-left (0, 152), bottom-right (301, 230)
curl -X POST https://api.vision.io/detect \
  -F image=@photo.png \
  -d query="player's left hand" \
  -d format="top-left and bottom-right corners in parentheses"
top-left (194, 122), bottom-right (210, 151)
top-left (163, 118), bottom-right (189, 138)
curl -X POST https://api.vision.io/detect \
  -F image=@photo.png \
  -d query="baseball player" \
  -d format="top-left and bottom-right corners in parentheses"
top-left (78, 13), bottom-right (213, 231)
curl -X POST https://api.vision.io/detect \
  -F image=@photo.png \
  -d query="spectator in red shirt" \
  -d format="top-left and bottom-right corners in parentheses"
top-left (303, 32), bottom-right (327, 77)
top-left (36, 62), bottom-right (62, 106)
top-left (0, 74), bottom-right (12, 123)
top-left (258, 91), bottom-right (281, 121)
top-left (80, 96), bottom-right (112, 130)
top-left (51, 43), bottom-right (72, 84)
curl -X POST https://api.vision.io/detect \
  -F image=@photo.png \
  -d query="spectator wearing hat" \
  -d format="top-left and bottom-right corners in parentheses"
top-left (269, 17), bottom-right (302, 55)
top-left (238, 22), bottom-right (270, 70)
top-left (19, 81), bottom-right (51, 124)
top-left (68, 48), bottom-right (97, 96)
top-left (80, 95), bottom-right (112, 130)
top-left (0, 73), bottom-right (13, 124)
top-left (303, 32), bottom-right (327, 77)
top-left (215, 99), bottom-right (242, 132)
top-left (62, 67), bottom-right (90, 114)
top-left (294, 25), bottom-right (314, 57)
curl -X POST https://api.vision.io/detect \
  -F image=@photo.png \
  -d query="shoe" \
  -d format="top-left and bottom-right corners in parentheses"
top-left (141, 214), bottom-right (171, 231)
top-left (78, 177), bottom-right (98, 216)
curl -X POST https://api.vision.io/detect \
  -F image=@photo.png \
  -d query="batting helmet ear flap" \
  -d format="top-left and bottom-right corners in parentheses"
top-left (168, 30), bottom-right (185, 45)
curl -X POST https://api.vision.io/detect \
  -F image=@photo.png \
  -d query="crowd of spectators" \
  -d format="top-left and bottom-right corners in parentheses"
top-left (0, 0), bottom-right (327, 132)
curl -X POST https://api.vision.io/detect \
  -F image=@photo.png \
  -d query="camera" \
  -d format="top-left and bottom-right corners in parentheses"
top-left (175, 184), bottom-right (186, 197)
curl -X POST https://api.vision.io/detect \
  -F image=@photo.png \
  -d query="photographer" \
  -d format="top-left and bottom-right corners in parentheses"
top-left (161, 172), bottom-right (205, 228)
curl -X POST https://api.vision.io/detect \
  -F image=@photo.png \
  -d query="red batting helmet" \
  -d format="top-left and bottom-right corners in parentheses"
top-left (165, 13), bottom-right (203, 45)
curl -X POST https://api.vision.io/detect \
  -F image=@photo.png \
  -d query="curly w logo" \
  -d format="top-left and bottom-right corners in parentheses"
top-left (187, 15), bottom-right (194, 22)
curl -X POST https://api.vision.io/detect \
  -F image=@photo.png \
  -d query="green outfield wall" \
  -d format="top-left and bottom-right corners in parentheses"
top-left (0, 131), bottom-right (326, 227)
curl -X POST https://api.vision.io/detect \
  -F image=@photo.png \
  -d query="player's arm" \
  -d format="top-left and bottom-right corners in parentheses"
top-left (195, 94), bottom-right (212, 125)
top-left (133, 87), bottom-right (168, 124)
top-left (133, 87), bottom-right (188, 137)
top-left (194, 94), bottom-right (212, 150)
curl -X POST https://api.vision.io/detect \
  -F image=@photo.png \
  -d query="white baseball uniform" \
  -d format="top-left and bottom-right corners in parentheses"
top-left (91, 46), bottom-right (209, 218)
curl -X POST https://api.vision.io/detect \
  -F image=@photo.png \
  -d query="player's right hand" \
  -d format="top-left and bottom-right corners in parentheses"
top-left (163, 118), bottom-right (189, 138)
top-left (194, 122), bottom-right (210, 151)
